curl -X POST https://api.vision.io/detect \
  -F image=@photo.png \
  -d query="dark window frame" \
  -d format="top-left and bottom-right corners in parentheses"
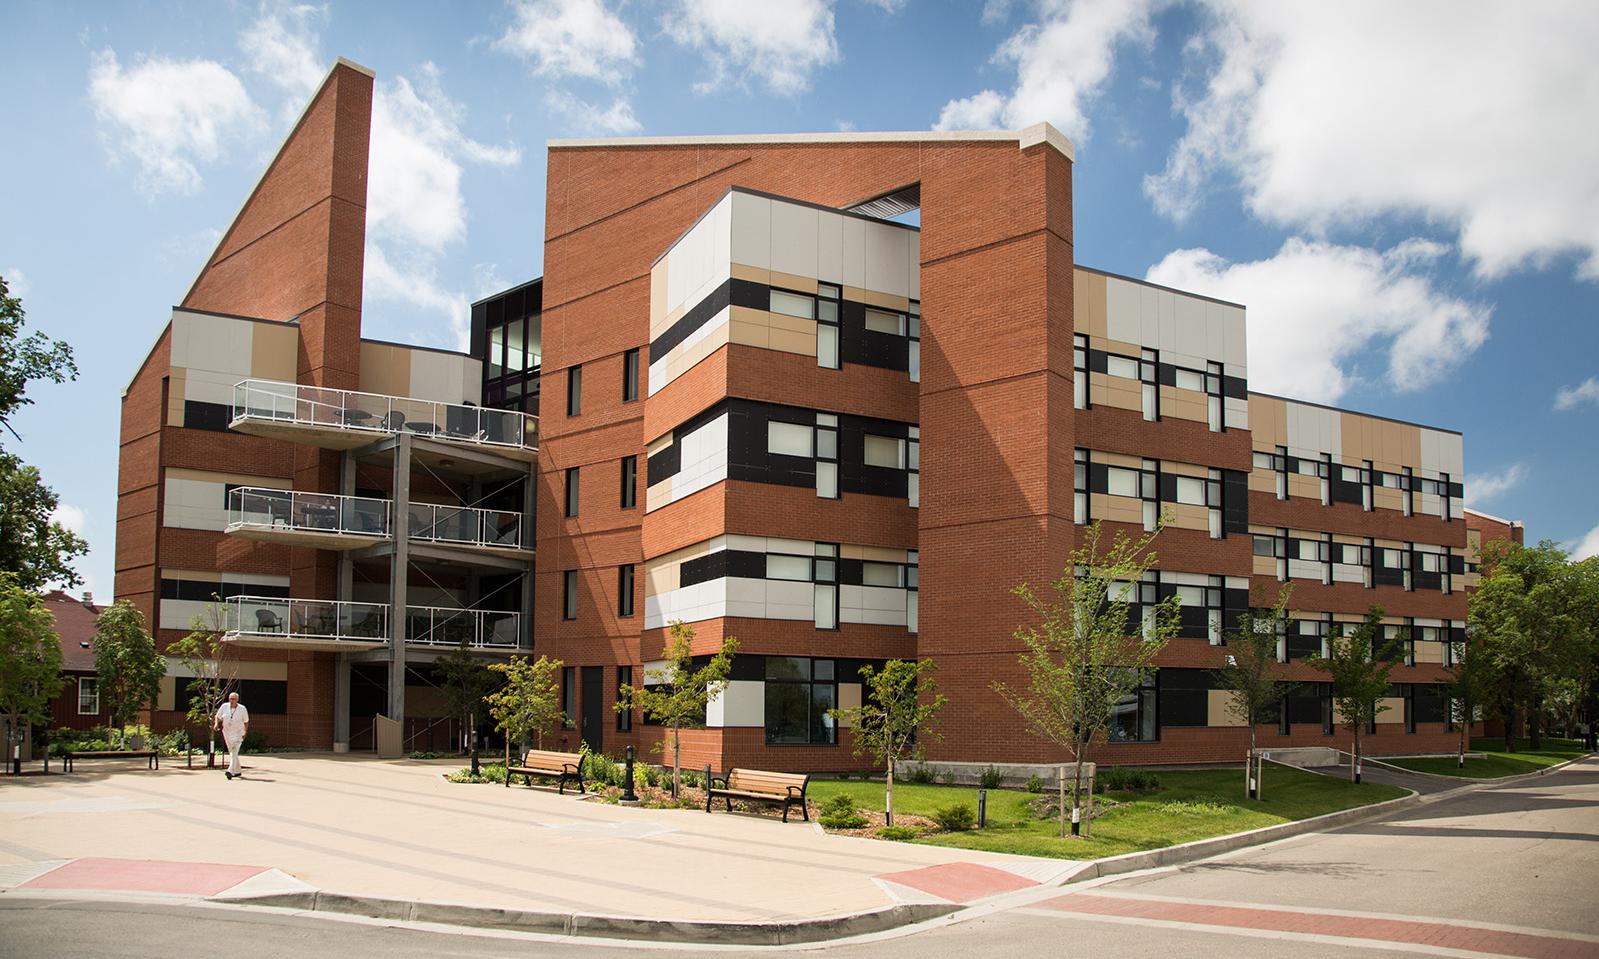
top-left (564, 467), bottom-right (580, 518)
top-left (622, 349), bottom-right (639, 403)
top-left (618, 564), bottom-right (635, 618)
top-left (562, 570), bottom-right (578, 621)
top-left (620, 456), bottom-right (637, 509)
top-left (566, 364), bottom-right (583, 416)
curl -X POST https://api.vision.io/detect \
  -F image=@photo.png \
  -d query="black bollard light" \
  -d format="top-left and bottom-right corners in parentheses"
top-left (471, 746), bottom-right (480, 778)
top-left (978, 788), bottom-right (987, 828)
top-left (622, 745), bottom-right (638, 802)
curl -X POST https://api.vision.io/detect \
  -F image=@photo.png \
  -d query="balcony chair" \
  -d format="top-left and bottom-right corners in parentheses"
top-left (381, 410), bottom-right (406, 432)
top-left (254, 609), bottom-right (284, 633)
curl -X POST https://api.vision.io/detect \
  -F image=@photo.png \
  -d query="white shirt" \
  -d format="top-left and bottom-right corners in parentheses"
top-left (216, 703), bottom-right (249, 740)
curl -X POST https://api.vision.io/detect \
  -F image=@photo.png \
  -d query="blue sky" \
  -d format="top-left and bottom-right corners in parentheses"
top-left (2, 0), bottom-right (1597, 601)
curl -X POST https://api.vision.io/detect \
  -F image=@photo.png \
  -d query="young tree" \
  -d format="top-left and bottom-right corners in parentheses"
top-left (1211, 585), bottom-right (1295, 797)
top-left (828, 659), bottom-right (947, 826)
top-left (996, 520), bottom-right (1182, 838)
top-left (1309, 606), bottom-right (1399, 782)
top-left (617, 620), bottom-right (738, 796)
top-left (437, 639), bottom-right (498, 753)
top-left (0, 275), bottom-right (86, 591)
top-left (1441, 632), bottom-right (1489, 768)
top-left (0, 574), bottom-right (64, 771)
top-left (486, 655), bottom-right (565, 761)
top-left (168, 600), bottom-right (238, 767)
top-left (92, 601), bottom-right (166, 739)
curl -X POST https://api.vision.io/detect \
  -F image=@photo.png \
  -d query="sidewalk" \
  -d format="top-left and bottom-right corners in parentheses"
top-left (0, 754), bottom-right (1069, 930)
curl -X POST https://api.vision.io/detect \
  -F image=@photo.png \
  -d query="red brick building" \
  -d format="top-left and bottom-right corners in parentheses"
top-left (41, 591), bottom-right (109, 732)
top-left (116, 60), bottom-right (1480, 764)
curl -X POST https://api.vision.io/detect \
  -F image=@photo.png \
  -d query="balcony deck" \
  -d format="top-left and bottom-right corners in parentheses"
top-left (222, 596), bottom-right (522, 652)
top-left (230, 379), bottom-right (538, 461)
top-left (225, 489), bottom-right (391, 551)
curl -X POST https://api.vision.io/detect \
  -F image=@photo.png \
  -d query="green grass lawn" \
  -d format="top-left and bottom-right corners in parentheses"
top-left (807, 766), bottom-right (1406, 860)
top-left (1383, 738), bottom-right (1591, 779)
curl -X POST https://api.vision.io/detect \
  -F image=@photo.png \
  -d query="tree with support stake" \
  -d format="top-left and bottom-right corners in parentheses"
top-left (0, 574), bottom-right (64, 774)
top-left (170, 599), bottom-right (238, 769)
top-left (996, 519), bottom-right (1181, 839)
top-left (1309, 606), bottom-right (1400, 783)
top-left (437, 638), bottom-right (498, 754)
top-left (486, 654), bottom-right (565, 767)
top-left (1211, 585), bottom-right (1295, 800)
top-left (827, 658), bottom-right (947, 827)
top-left (92, 601), bottom-right (165, 747)
top-left (617, 621), bottom-right (737, 796)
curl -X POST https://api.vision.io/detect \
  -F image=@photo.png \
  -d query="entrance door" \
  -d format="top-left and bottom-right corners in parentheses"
top-left (580, 666), bottom-right (604, 753)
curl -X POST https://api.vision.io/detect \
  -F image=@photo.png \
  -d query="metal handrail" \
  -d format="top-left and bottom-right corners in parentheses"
top-left (407, 503), bottom-right (524, 550)
top-left (230, 378), bottom-right (538, 451)
top-left (223, 595), bottom-right (390, 644)
top-left (226, 488), bottom-right (391, 537)
top-left (405, 605), bottom-right (520, 649)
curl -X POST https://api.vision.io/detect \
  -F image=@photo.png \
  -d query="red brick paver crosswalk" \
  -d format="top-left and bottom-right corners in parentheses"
top-left (1040, 894), bottom-right (1597, 959)
top-left (21, 858), bottom-right (267, 897)
top-left (877, 862), bottom-right (1038, 903)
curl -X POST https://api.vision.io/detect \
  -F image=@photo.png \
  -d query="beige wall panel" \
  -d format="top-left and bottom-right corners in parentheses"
top-left (358, 343), bottom-right (411, 398)
top-left (250, 322), bottom-right (299, 381)
top-left (1165, 461), bottom-right (1211, 478)
top-left (1073, 270), bottom-right (1108, 338)
top-left (645, 481), bottom-right (673, 513)
top-left (1373, 487), bottom-right (1405, 511)
top-left (769, 270), bottom-right (819, 294)
top-left (764, 310), bottom-right (819, 335)
top-left (728, 316), bottom-right (770, 349)
top-left (1331, 532), bottom-right (1367, 546)
top-left (1091, 493), bottom-right (1144, 526)
top-left (1414, 642), bottom-right (1443, 664)
top-left (650, 261), bottom-right (669, 338)
top-left (1287, 475), bottom-right (1321, 500)
top-left (1208, 689), bottom-right (1248, 727)
top-left (1248, 470), bottom-right (1277, 494)
top-left (1095, 450), bottom-right (1145, 469)
top-left (768, 327), bottom-right (817, 356)
top-left (1377, 697), bottom-right (1405, 721)
top-left (1098, 337), bottom-right (1144, 357)
top-left (1161, 389), bottom-right (1209, 423)
top-left (1249, 395), bottom-right (1288, 447)
top-left (1168, 503), bottom-right (1210, 531)
top-left (1253, 555), bottom-right (1279, 576)
top-left (728, 262), bottom-right (772, 286)
top-left (850, 288), bottom-right (912, 312)
top-left (1341, 413), bottom-right (1372, 464)
top-left (167, 368), bottom-right (188, 426)
top-left (1091, 373), bottom-right (1143, 412)
top-left (165, 468), bottom-right (292, 489)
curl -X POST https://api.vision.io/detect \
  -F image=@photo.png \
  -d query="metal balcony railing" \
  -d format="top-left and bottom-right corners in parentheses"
top-left (407, 503), bottom-right (525, 551)
top-left (231, 379), bottom-right (538, 452)
top-left (226, 488), bottom-right (391, 538)
top-left (406, 606), bottom-right (521, 649)
top-left (224, 596), bottom-right (390, 645)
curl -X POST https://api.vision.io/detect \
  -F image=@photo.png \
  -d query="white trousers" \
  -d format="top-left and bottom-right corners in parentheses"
top-left (223, 734), bottom-right (243, 775)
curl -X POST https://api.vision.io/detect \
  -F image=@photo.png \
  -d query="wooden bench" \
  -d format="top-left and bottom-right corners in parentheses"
top-left (62, 750), bottom-right (159, 772)
top-left (506, 748), bottom-right (585, 794)
top-left (705, 768), bottom-right (810, 822)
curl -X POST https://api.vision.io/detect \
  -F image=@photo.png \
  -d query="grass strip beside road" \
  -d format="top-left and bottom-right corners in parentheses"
top-left (1383, 738), bottom-right (1590, 778)
top-left (807, 766), bottom-right (1405, 860)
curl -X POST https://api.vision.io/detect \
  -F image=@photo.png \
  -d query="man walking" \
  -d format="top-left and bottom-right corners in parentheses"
top-left (214, 691), bottom-right (249, 780)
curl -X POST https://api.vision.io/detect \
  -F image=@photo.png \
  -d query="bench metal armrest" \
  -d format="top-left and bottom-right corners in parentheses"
top-left (563, 762), bottom-right (580, 775)
top-left (708, 774), bottom-right (730, 790)
top-left (786, 785), bottom-right (805, 799)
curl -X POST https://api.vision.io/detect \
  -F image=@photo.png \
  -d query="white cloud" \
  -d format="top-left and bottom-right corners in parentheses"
top-left (87, 48), bottom-right (265, 195)
top-left (3, 268), bottom-right (27, 297)
top-left (1571, 521), bottom-right (1599, 561)
top-left (1145, 1), bottom-right (1599, 280)
top-left (496, 0), bottom-right (639, 86)
top-left (543, 90), bottom-right (642, 134)
top-left (1145, 237), bottom-right (1491, 404)
top-left (50, 503), bottom-right (86, 535)
top-left (363, 244), bottom-right (470, 351)
top-left (1465, 463), bottom-right (1526, 506)
top-left (863, 0), bottom-right (907, 11)
top-left (1554, 377), bottom-right (1599, 411)
top-left (240, 2), bottom-right (327, 104)
top-left (663, 0), bottom-right (840, 96)
top-left (934, 0), bottom-right (1156, 139)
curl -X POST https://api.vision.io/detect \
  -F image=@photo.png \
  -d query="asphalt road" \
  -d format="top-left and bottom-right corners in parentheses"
top-left (3, 759), bottom-right (1594, 959)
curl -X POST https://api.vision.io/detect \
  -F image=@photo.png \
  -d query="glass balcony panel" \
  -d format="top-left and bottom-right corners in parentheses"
top-left (224, 596), bottom-right (389, 646)
top-left (405, 606), bottom-right (520, 649)
top-left (231, 379), bottom-right (536, 454)
top-left (408, 503), bottom-right (526, 551)
top-left (227, 488), bottom-right (391, 539)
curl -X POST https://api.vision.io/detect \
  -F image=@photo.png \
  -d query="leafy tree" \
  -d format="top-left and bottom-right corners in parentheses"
top-left (1440, 631), bottom-right (1489, 767)
top-left (828, 658), bottom-right (947, 826)
top-left (437, 639), bottom-right (498, 752)
top-left (997, 520), bottom-right (1181, 838)
top-left (0, 274), bottom-right (78, 435)
top-left (486, 655), bottom-right (565, 761)
top-left (168, 600), bottom-right (238, 767)
top-left (617, 620), bottom-right (738, 796)
top-left (92, 601), bottom-right (166, 737)
top-left (0, 573), bottom-right (64, 769)
top-left (1211, 585), bottom-right (1295, 796)
top-left (0, 276), bottom-right (86, 590)
top-left (1469, 540), bottom-right (1593, 750)
top-left (1309, 606), bottom-right (1399, 781)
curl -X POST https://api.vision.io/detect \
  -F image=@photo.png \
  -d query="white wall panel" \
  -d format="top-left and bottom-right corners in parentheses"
top-left (729, 191), bottom-right (770, 271)
top-left (770, 199), bottom-right (820, 279)
top-left (707, 680), bottom-right (764, 728)
top-left (1106, 277), bottom-right (1141, 345)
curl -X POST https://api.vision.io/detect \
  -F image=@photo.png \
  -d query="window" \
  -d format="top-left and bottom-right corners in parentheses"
top-left (564, 467), bottom-right (580, 518)
top-left (562, 667), bottom-right (576, 728)
top-left (815, 413), bottom-right (839, 499)
top-left (1106, 466), bottom-right (1140, 498)
top-left (764, 657), bottom-right (837, 745)
top-left (1108, 674), bottom-right (1157, 742)
top-left (907, 301), bottom-right (921, 384)
top-left (1206, 360), bottom-right (1224, 432)
top-left (1253, 534), bottom-right (1277, 557)
top-left (863, 434), bottom-right (904, 469)
top-left (1175, 476), bottom-right (1207, 506)
top-left (864, 308), bottom-right (905, 335)
top-left (1074, 449), bottom-right (1088, 524)
top-left (77, 677), bottom-right (99, 715)
top-left (620, 456), bottom-right (637, 509)
top-left (861, 562), bottom-right (902, 587)
top-left (562, 570), bottom-right (578, 620)
top-left (817, 284), bottom-right (841, 370)
top-left (766, 554), bottom-right (812, 581)
top-left (906, 550), bottom-right (919, 634)
top-left (1106, 355), bottom-right (1139, 379)
top-left (618, 564), bottom-right (635, 617)
top-left (907, 427), bottom-right (920, 508)
top-left (1073, 334), bottom-right (1088, 409)
top-left (770, 289), bottom-right (815, 319)
top-left (813, 543), bottom-right (838, 629)
top-left (622, 348), bottom-right (639, 402)
top-left (616, 665), bottom-right (632, 731)
top-left (1175, 369), bottom-right (1206, 392)
top-left (566, 364), bottom-right (582, 416)
top-left (767, 421), bottom-right (813, 457)
top-left (1141, 349), bottom-right (1159, 422)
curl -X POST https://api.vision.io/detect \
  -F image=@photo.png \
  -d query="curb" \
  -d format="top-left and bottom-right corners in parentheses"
top-left (1367, 751), bottom-right (1595, 786)
top-left (217, 890), bottom-right (958, 946)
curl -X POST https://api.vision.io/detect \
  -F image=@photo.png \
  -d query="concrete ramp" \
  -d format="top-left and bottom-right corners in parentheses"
top-left (1259, 747), bottom-right (1341, 768)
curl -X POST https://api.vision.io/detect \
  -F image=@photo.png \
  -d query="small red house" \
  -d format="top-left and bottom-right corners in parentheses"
top-left (42, 590), bottom-right (110, 731)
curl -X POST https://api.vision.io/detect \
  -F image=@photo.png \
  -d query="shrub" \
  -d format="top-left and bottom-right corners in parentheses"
top-left (877, 825), bottom-right (919, 841)
top-left (905, 763), bottom-right (935, 784)
top-left (408, 750), bottom-right (441, 760)
top-left (979, 765), bottom-right (1004, 789)
top-left (447, 763), bottom-right (508, 784)
top-left (858, 770), bottom-right (874, 782)
top-left (1026, 774), bottom-right (1044, 793)
top-left (584, 749), bottom-right (624, 788)
top-left (1096, 766), bottom-right (1161, 793)
top-left (1157, 796), bottom-right (1232, 816)
top-left (241, 731), bottom-right (269, 753)
top-left (679, 768), bottom-right (702, 789)
top-left (930, 802), bottom-right (975, 831)
top-left (818, 793), bottom-right (869, 830)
